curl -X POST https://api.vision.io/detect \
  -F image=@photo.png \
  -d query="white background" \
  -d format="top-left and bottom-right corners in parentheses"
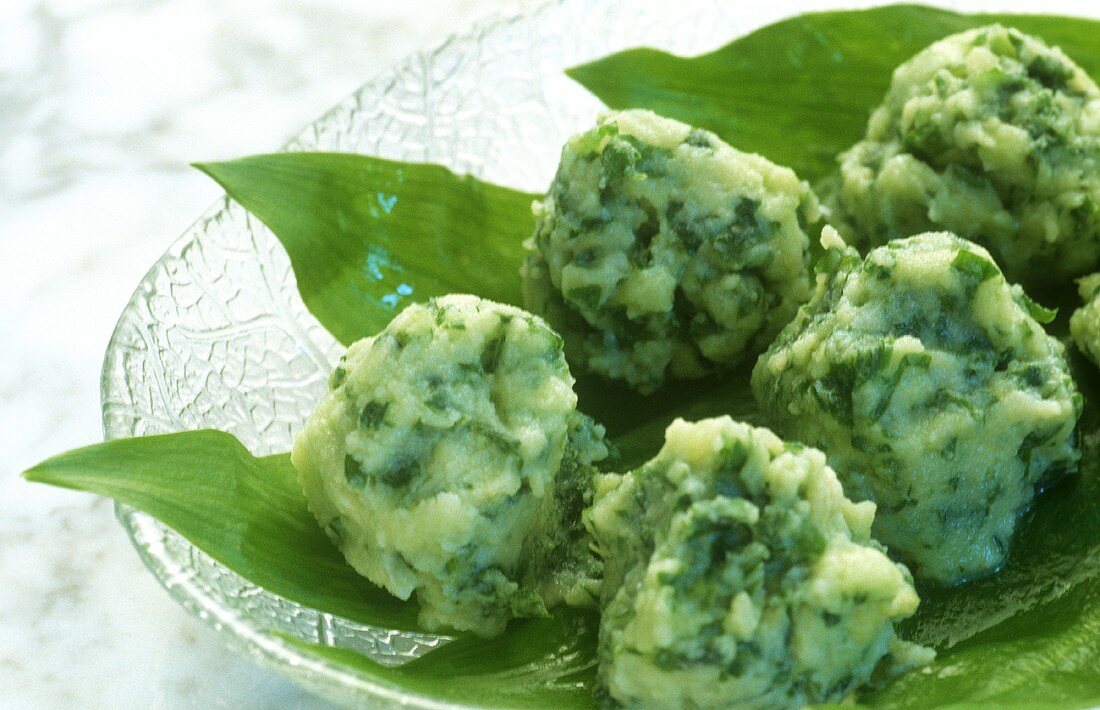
top-left (0, 1), bottom-right (506, 706)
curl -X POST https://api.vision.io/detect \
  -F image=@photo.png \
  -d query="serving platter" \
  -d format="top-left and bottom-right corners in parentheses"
top-left (99, 0), bottom-right (1099, 705)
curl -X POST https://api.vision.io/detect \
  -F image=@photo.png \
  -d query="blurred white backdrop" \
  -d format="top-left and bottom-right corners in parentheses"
top-left (0, 1), bottom-right (511, 706)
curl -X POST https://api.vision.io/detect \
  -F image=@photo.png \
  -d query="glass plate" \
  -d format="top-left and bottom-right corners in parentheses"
top-left (99, 0), bottom-right (1098, 705)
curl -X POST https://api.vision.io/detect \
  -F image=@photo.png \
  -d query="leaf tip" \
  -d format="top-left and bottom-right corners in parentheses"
top-left (21, 458), bottom-right (68, 488)
top-left (563, 63), bottom-right (585, 81)
top-left (191, 160), bottom-right (242, 196)
top-left (190, 161), bottom-right (219, 178)
top-left (564, 59), bottom-right (605, 91)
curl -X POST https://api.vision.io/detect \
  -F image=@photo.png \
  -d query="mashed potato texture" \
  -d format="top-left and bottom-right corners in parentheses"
top-left (753, 231), bottom-right (1081, 583)
top-left (586, 417), bottom-right (932, 709)
top-left (832, 25), bottom-right (1100, 288)
top-left (1071, 273), bottom-right (1100, 367)
top-left (524, 109), bottom-right (820, 393)
top-left (292, 295), bottom-right (608, 634)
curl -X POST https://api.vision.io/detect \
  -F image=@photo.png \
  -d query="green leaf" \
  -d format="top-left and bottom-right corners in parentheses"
top-left (22, 430), bottom-right (420, 630)
top-left (194, 153), bottom-right (538, 345)
top-left (278, 607), bottom-right (599, 709)
top-left (566, 4), bottom-right (1100, 182)
top-left (951, 249), bottom-right (1001, 285)
top-left (1021, 293), bottom-right (1059, 325)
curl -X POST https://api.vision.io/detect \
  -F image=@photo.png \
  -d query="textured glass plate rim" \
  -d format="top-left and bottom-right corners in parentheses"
top-left (97, 0), bottom-right (1100, 706)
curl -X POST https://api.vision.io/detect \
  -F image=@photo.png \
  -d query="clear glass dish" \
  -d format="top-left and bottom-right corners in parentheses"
top-left (99, 0), bottom-right (1098, 705)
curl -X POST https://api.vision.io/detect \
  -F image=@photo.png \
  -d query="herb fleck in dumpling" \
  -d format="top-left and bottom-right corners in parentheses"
top-left (753, 230), bottom-right (1081, 584)
top-left (830, 25), bottom-right (1100, 288)
top-left (524, 109), bottom-right (820, 394)
top-left (586, 416), bottom-right (932, 709)
top-left (291, 294), bottom-right (608, 635)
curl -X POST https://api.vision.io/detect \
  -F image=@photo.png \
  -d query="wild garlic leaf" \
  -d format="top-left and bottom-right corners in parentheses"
top-left (277, 607), bottom-right (599, 709)
top-left (566, 5), bottom-right (1100, 182)
top-left (22, 430), bottom-right (420, 630)
top-left (195, 153), bottom-right (538, 346)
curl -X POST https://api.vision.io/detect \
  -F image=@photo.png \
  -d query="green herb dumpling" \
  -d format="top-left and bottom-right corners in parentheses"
top-left (753, 230), bottom-right (1081, 584)
top-left (585, 417), bottom-right (932, 709)
top-left (829, 25), bottom-right (1100, 289)
top-left (1071, 273), bottom-right (1100, 367)
top-left (291, 295), bottom-right (608, 635)
top-left (523, 109), bottom-right (821, 394)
